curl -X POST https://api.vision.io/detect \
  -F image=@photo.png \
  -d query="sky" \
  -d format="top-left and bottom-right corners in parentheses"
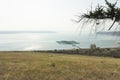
top-left (0, 0), bottom-right (119, 32)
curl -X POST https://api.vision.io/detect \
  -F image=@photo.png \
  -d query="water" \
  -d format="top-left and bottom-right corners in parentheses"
top-left (0, 31), bottom-right (119, 51)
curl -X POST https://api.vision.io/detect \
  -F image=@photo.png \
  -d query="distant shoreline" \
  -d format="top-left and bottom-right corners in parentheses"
top-left (0, 31), bottom-right (56, 34)
top-left (96, 31), bottom-right (120, 36)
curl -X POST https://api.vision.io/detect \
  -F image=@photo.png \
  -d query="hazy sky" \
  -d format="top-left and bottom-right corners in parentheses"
top-left (0, 0), bottom-right (119, 32)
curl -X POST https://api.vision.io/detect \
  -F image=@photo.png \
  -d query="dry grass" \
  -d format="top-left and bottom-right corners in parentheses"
top-left (0, 52), bottom-right (120, 80)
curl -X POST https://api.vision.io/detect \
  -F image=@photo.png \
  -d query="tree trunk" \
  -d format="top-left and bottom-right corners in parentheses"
top-left (108, 18), bottom-right (116, 30)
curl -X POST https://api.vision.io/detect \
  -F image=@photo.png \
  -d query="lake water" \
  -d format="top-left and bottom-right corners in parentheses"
top-left (0, 31), bottom-right (119, 51)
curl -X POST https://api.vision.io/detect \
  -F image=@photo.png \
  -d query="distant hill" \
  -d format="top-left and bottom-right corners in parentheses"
top-left (96, 31), bottom-right (120, 36)
top-left (0, 31), bottom-right (56, 34)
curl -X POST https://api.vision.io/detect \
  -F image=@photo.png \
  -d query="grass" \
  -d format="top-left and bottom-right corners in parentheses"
top-left (0, 52), bottom-right (120, 80)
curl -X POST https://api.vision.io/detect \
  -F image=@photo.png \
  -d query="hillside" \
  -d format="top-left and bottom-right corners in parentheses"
top-left (0, 52), bottom-right (120, 80)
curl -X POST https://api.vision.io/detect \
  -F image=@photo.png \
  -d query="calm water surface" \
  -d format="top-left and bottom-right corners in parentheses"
top-left (0, 31), bottom-right (119, 51)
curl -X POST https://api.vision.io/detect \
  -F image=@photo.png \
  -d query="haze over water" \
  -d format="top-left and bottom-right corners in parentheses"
top-left (0, 31), bottom-right (119, 51)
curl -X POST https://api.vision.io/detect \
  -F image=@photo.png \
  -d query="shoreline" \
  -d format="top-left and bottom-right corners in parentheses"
top-left (0, 47), bottom-right (120, 58)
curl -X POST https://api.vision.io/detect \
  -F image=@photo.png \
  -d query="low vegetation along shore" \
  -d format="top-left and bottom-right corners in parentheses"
top-left (0, 51), bottom-right (120, 80)
top-left (45, 47), bottom-right (120, 58)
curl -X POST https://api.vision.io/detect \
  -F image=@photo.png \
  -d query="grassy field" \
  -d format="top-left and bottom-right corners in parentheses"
top-left (0, 52), bottom-right (120, 80)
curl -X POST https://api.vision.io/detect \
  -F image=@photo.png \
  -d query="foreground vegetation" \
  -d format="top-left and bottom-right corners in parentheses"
top-left (0, 52), bottom-right (120, 80)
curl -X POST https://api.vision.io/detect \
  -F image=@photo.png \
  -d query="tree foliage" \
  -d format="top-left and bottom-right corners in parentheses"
top-left (77, 0), bottom-right (120, 31)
